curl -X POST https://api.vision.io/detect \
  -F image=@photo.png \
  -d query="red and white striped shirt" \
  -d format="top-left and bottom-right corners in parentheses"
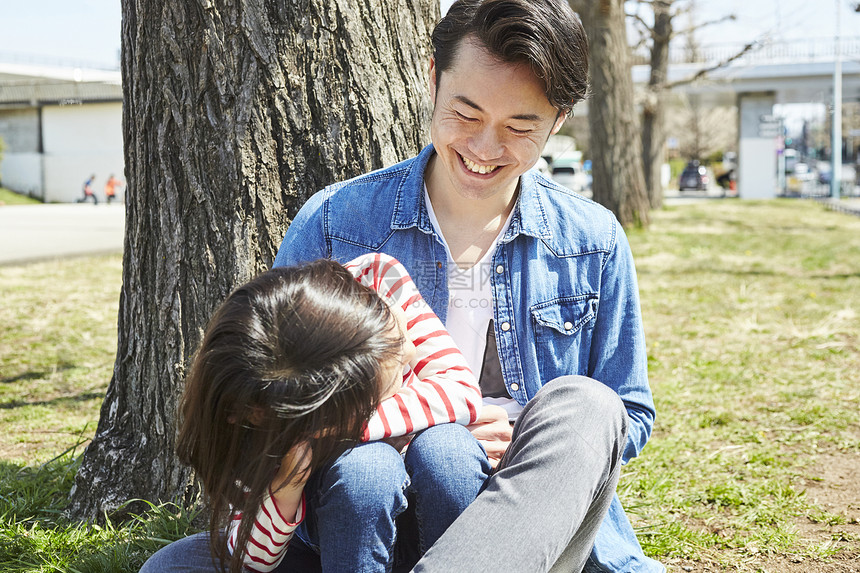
top-left (228, 253), bottom-right (482, 571)
top-left (350, 252), bottom-right (482, 441)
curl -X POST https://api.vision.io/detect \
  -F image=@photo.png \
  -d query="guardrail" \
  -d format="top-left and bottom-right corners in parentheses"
top-left (0, 51), bottom-right (119, 72)
top-left (632, 37), bottom-right (860, 66)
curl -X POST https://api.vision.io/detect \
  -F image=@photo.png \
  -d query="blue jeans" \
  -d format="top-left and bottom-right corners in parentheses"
top-left (140, 423), bottom-right (490, 573)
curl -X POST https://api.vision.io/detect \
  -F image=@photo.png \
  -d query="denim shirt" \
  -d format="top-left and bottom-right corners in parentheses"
top-left (274, 144), bottom-right (664, 572)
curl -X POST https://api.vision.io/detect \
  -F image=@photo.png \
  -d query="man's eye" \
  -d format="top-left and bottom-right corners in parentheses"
top-left (454, 110), bottom-right (476, 122)
top-left (508, 126), bottom-right (532, 135)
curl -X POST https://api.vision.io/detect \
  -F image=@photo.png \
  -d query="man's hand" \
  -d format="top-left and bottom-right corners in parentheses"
top-left (467, 405), bottom-right (512, 468)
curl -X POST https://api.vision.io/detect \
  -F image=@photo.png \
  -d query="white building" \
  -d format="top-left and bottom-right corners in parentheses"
top-left (0, 63), bottom-right (123, 203)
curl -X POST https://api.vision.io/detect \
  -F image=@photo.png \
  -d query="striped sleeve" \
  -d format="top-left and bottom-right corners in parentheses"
top-left (344, 253), bottom-right (483, 441)
top-left (226, 490), bottom-right (305, 573)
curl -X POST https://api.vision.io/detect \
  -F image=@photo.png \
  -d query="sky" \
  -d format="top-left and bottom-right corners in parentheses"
top-left (659, 0), bottom-right (850, 46)
top-left (0, 0), bottom-right (122, 68)
top-left (1, 0), bottom-right (855, 69)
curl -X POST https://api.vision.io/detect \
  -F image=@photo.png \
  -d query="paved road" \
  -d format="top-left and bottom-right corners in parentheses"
top-left (0, 204), bottom-right (125, 266)
top-left (2, 195), bottom-right (856, 268)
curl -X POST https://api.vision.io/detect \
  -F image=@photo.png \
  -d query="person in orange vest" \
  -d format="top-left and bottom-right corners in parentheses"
top-left (104, 174), bottom-right (123, 204)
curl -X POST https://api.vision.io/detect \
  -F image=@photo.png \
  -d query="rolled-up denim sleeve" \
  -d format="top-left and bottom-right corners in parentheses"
top-left (273, 190), bottom-right (328, 268)
top-left (590, 218), bottom-right (656, 463)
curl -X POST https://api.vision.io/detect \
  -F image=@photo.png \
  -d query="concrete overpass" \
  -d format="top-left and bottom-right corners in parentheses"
top-left (632, 38), bottom-right (860, 199)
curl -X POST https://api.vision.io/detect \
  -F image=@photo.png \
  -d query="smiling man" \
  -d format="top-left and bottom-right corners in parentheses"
top-left (274, 1), bottom-right (662, 572)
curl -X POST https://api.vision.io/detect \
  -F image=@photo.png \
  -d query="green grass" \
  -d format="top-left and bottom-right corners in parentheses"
top-left (1, 200), bottom-right (859, 571)
top-left (0, 188), bottom-right (42, 206)
top-left (0, 451), bottom-right (201, 572)
top-left (624, 200), bottom-right (860, 568)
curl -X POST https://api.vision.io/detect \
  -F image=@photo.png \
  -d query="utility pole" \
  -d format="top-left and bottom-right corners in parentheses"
top-left (831, 0), bottom-right (843, 199)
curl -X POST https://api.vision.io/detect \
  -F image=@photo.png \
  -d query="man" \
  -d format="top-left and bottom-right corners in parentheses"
top-left (275, 0), bottom-right (662, 571)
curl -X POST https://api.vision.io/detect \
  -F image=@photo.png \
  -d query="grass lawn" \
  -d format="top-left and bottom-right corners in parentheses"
top-left (1, 200), bottom-right (858, 572)
top-left (0, 187), bottom-right (42, 206)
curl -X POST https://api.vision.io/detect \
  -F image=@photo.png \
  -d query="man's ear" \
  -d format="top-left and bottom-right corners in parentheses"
top-left (550, 110), bottom-right (568, 135)
top-left (429, 57), bottom-right (437, 103)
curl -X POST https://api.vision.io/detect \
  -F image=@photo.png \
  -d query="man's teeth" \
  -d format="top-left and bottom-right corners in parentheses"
top-left (462, 155), bottom-right (498, 174)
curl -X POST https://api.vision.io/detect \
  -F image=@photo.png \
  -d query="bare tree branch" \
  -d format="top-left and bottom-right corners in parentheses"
top-left (666, 40), bottom-right (760, 89)
top-left (626, 2), bottom-right (735, 54)
top-left (670, 1), bottom-right (693, 21)
top-left (678, 13), bottom-right (736, 37)
top-left (627, 10), bottom-right (652, 30)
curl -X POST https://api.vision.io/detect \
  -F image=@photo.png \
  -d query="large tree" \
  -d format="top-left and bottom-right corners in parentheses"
top-left (68, 0), bottom-right (437, 519)
top-left (570, 0), bottom-right (650, 227)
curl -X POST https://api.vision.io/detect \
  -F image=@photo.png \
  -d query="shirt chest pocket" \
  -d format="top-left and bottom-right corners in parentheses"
top-left (530, 295), bottom-right (598, 382)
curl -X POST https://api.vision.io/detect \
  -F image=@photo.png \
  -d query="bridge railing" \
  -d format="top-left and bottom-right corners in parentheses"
top-left (0, 51), bottom-right (119, 72)
top-left (632, 37), bottom-right (860, 67)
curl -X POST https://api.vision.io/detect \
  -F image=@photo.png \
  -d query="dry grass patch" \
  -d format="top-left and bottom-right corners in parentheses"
top-left (0, 254), bottom-right (122, 463)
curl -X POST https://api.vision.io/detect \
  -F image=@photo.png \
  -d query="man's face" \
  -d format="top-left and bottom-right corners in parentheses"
top-left (428, 38), bottom-right (566, 203)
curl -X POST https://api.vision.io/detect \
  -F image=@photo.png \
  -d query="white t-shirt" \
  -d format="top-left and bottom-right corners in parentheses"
top-left (424, 189), bottom-right (524, 421)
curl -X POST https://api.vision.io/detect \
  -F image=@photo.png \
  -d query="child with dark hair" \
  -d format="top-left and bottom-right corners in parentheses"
top-left (141, 253), bottom-right (484, 573)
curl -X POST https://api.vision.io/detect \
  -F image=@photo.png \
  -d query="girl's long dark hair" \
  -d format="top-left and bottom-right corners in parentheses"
top-left (177, 259), bottom-right (400, 573)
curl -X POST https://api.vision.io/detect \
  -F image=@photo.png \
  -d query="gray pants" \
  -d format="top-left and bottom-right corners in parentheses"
top-left (412, 375), bottom-right (627, 573)
top-left (139, 376), bottom-right (627, 573)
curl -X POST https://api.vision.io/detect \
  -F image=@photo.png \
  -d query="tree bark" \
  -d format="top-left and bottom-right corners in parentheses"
top-left (641, 0), bottom-right (671, 209)
top-left (68, 0), bottom-right (437, 520)
top-left (570, 0), bottom-right (650, 227)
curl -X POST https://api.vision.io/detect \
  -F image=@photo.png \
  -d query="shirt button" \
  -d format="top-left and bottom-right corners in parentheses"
top-left (501, 321), bottom-right (511, 331)
top-left (510, 383), bottom-right (520, 392)
top-left (564, 321), bottom-right (573, 330)
top-left (436, 261), bottom-right (442, 269)
top-left (495, 264), bottom-right (504, 274)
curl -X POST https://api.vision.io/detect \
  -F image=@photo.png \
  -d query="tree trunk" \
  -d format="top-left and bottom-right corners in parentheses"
top-left (641, 0), bottom-right (671, 210)
top-left (570, 0), bottom-right (649, 227)
top-left (68, 0), bottom-right (437, 520)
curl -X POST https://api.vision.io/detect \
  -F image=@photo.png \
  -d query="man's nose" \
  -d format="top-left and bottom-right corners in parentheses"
top-left (469, 126), bottom-right (503, 161)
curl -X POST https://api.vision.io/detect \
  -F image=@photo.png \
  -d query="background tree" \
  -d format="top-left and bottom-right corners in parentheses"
top-left (569, 0), bottom-right (650, 227)
top-left (629, 0), bottom-right (757, 208)
top-left (68, 0), bottom-right (437, 520)
top-left (638, 0), bottom-right (672, 209)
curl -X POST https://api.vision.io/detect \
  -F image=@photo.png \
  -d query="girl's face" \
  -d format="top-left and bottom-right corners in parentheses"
top-left (377, 305), bottom-right (417, 401)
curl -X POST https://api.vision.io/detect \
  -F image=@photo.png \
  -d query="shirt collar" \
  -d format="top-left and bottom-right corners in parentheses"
top-left (503, 170), bottom-right (553, 243)
top-left (391, 144), bottom-right (436, 233)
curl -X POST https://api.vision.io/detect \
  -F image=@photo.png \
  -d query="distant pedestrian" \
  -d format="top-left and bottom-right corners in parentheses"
top-left (717, 168), bottom-right (734, 190)
top-left (77, 174), bottom-right (98, 204)
top-left (104, 174), bottom-right (123, 204)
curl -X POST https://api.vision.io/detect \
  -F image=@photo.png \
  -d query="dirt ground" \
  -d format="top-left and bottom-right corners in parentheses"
top-left (665, 451), bottom-right (860, 572)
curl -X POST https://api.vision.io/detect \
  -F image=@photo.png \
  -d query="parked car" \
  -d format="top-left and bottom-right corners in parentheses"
top-left (551, 157), bottom-right (589, 193)
top-left (679, 161), bottom-right (709, 191)
top-left (534, 156), bottom-right (551, 175)
top-left (786, 162), bottom-right (816, 194)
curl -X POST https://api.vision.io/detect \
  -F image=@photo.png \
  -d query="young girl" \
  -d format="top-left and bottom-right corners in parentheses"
top-left (142, 253), bottom-right (485, 573)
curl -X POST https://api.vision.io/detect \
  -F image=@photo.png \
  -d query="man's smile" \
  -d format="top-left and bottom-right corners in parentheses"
top-left (460, 153), bottom-right (499, 175)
